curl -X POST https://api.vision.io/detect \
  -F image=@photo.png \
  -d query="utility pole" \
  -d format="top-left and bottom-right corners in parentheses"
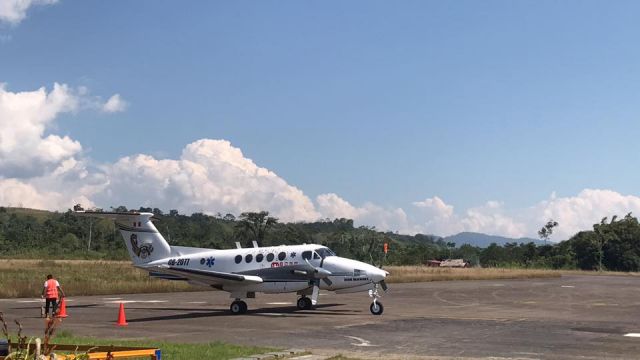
top-left (87, 219), bottom-right (93, 251)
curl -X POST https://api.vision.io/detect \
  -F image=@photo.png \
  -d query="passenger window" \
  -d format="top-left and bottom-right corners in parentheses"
top-left (267, 253), bottom-right (274, 262)
top-left (256, 254), bottom-right (264, 262)
top-left (245, 254), bottom-right (253, 263)
top-left (302, 251), bottom-right (312, 260)
top-left (235, 255), bottom-right (242, 264)
top-left (278, 252), bottom-right (286, 261)
top-left (313, 252), bottom-right (320, 260)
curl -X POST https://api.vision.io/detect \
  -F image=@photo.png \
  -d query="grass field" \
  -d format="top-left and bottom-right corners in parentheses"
top-left (2, 259), bottom-right (637, 299)
top-left (0, 330), bottom-right (275, 360)
top-left (50, 333), bottom-right (276, 359)
top-left (0, 260), bottom-right (195, 298)
top-left (385, 266), bottom-right (562, 283)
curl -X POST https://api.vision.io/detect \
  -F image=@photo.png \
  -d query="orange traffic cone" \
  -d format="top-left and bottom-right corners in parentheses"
top-left (116, 303), bottom-right (128, 326)
top-left (56, 297), bottom-right (68, 318)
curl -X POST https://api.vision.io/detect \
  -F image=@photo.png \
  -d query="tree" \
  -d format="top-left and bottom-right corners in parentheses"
top-left (235, 211), bottom-right (278, 247)
top-left (593, 217), bottom-right (612, 271)
top-left (538, 219), bottom-right (559, 245)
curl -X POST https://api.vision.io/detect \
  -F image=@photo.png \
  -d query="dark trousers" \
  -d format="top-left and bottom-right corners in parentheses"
top-left (45, 298), bottom-right (58, 316)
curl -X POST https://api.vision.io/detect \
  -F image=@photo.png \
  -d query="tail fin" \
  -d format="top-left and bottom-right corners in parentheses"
top-left (74, 211), bottom-right (171, 265)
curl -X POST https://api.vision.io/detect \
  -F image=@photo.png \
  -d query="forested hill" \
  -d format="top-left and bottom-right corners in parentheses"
top-left (1, 206), bottom-right (640, 272)
top-left (443, 232), bottom-right (545, 247)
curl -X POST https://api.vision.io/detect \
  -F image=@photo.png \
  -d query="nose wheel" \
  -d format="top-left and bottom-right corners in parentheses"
top-left (369, 282), bottom-right (385, 315)
top-left (370, 300), bottom-right (384, 315)
top-left (230, 300), bottom-right (248, 315)
top-left (297, 296), bottom-right (313, 310)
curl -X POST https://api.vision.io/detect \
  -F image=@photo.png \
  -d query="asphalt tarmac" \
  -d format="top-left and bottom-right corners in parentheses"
top-left (2, 274), bottom-right (640, 359)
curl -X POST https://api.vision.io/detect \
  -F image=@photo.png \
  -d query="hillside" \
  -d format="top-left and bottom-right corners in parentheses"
top-left (443, 232), bottom-right (546, 247)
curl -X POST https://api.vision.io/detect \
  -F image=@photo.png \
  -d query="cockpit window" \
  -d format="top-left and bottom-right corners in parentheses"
top-left (315, 247), bottom-right (336, 259)
top-left (302, 251), bottom-right (312, 260)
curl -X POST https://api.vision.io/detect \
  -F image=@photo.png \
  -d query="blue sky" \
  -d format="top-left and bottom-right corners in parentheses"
top-left (1, 1), bottom-right (640, 240)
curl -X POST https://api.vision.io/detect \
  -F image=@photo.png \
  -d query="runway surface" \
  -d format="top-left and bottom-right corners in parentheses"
top-left (2, 274), bottom-right (640, 359)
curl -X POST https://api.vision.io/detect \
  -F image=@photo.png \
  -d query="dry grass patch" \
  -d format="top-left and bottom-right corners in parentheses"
top-left (0, 260), bottom-right (195, 298)
top-left (385, 266), bottom-right (562, 283)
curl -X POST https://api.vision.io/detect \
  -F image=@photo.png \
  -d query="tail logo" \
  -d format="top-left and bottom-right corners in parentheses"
top-left (130, 233), bottom-right (154, 259)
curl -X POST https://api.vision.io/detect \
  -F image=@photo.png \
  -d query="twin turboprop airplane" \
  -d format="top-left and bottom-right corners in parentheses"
top-left (75, 210), bottom-right (389, 315)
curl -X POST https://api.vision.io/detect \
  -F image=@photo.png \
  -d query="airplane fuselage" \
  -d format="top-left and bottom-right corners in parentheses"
top-left (144, 244), bottom-right (386, 294)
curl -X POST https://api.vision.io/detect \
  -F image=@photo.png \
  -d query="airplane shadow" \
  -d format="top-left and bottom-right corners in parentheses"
top-left (127, 303), bottom-right (361, 323)
top-left (10, 304), bottom-right (99, 310)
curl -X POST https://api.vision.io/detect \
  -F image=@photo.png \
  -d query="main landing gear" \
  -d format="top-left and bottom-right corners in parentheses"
top-left (369, 283), bottom-right (384, 315)
top-left (230, 299), bottom-right (248, 315)
top-left (297, 296), bottom-right (313, 310)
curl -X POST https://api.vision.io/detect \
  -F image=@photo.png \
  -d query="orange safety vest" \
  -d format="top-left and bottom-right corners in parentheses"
top-left (45, 279), bottom-right (59, 299)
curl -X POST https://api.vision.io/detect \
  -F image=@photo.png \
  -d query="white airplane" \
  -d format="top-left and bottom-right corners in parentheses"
top-left (75, 210), bottom-right (389, 315)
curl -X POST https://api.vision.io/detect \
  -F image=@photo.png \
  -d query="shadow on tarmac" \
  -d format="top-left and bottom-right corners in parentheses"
top-left (127, 303), bottom-right (361, 323)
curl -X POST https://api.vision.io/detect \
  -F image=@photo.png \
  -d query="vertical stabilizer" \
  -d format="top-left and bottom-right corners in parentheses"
top-left (75, 211), bottom-right (171, 265)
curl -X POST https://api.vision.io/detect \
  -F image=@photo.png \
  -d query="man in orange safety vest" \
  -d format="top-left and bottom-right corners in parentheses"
top-left (41, 274), bottom-right (66, 318)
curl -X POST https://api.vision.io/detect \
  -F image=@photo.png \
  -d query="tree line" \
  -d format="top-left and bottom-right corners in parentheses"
top-left (1, 206), bottom-right (640, 271)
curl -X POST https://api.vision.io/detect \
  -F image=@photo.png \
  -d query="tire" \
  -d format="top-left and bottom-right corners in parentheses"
top-left (230, 300), bottom-right (247, 315)
top-left (303, 297), bottom-right (313, 310)
top-left (297, 297), bottom-right (307, 310)
top-left (370, 301), bottom-right (384, 315)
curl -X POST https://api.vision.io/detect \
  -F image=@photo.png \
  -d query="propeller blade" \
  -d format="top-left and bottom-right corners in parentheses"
top-left (311, 282), bottom-right (320, 305)
top-left (304, 259), bottom-right (332, 278)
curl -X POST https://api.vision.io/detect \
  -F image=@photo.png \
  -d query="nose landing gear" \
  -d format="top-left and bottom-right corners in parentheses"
top-left (369, 283), bottom-right (384, 315)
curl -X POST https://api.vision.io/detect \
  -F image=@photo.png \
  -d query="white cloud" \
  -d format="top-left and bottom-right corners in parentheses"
top-left (0, 83), bottom-right (81, 177)
top-left (0, 83), bottom-right (126, 178)
top-left (530, 189), bottom-right (640, 240)
top-left (94, 139), bottom-right (320, 222)
top-left (102, 94), bottom-right (127, 113)
top-left (317, 193), bottom-right (413, 233)
top-left (0, 0), bottom-right (58, 25)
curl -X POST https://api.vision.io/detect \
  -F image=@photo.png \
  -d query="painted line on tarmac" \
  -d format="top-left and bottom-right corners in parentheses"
top-left (104, 300), bottom-right (168, 304)
top-left (185, 301), bottom-right (207, 304)
top-left (266, 302), bottom-right (293, 305)
top-left (624, 333), bottom-right (640, 337)
top-left (561, 285), bottom-right (575, 288)
top-left (17, 299), bottom-right (74, 303)
top-left (344, 336), bottom-right (377, 347)
top-left (255, 313), bottom-right (287, 317)
top-left (102, 297), bottom-right (123, 300)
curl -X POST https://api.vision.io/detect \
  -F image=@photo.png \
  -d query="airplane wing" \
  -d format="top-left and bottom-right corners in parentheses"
top-left (148, 265), bottom-right (263, 286)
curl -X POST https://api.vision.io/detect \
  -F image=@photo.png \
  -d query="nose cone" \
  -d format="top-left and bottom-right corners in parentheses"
top-left (368, 267), bottom-right (388, 283)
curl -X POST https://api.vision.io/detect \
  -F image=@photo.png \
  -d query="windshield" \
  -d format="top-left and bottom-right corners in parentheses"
top-left (315, 247), bottom-right (336, 259)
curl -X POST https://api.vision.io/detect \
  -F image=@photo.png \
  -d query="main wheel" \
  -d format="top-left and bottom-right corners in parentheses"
top-left (297, 297), bottom-right (307, 310)
top-left (297, 297), bottom-right (313, 310)
top-left (230, 300), bottom-right (247, 315)
top-left (370, 301), bottom-right (384, 315)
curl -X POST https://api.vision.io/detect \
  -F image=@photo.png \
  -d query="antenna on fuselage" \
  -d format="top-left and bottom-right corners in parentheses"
top-left (235, 242), bottom-right (242, 249)
top-left (252, 241), bottom-right (259, 248)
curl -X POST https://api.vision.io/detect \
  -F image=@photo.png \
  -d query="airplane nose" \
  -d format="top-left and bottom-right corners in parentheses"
top-left (369, 267), bottom-right (388, 283)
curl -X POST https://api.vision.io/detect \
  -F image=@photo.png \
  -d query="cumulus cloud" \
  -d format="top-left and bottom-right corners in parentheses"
top-left (102, 94), bottom-right (127, 113)
top-left (94, 139), bottom-right (320, 222)
top-left (0, 83), bottom-right (81, 177)
top-left (530, 189), bottom-right (640, 240)
top-left (0, 0), bottom-right (58, 25)
top-left (0, 83), bottom-right (126, 178)
top-left (317, 193), bottom-right (414, 234)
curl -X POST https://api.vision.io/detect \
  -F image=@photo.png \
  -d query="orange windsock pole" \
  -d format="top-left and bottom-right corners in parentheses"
top-left (116, 303), bottom-right (128, 326)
